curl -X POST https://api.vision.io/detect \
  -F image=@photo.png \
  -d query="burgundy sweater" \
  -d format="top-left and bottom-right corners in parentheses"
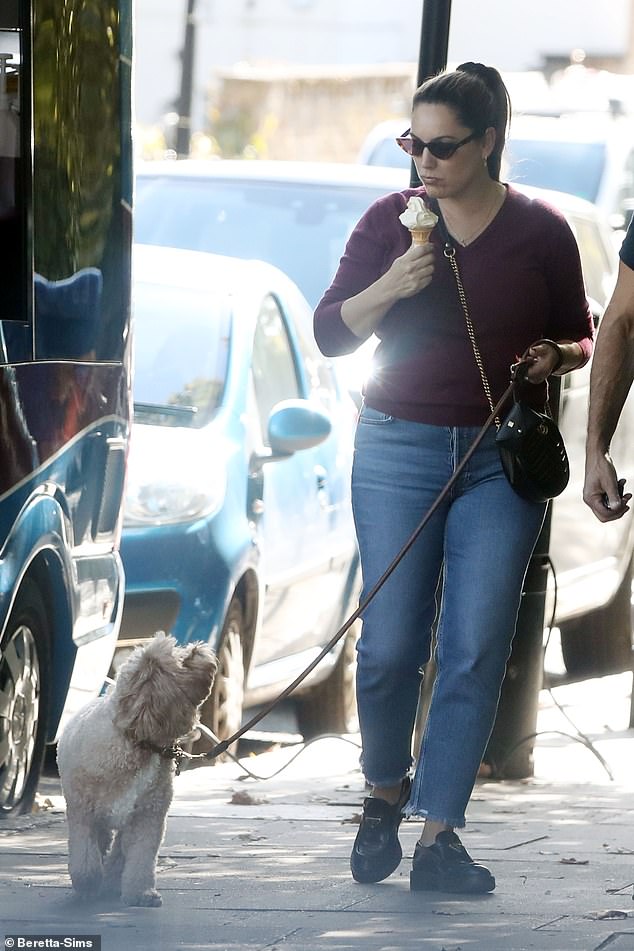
top-left (314, 185), bottom-right (594, 426)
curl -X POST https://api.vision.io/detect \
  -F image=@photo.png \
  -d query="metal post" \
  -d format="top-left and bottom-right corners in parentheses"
top-left (483, 522), bottom-right (551, 778)
top-left (416, 0), bottom-right (452, 86)
top-left (410, 0), bottom-right (452, 186)
top-left (176, 0), bottom-right (196, 159)
top-left (484, 382), bottom-right (562, 779)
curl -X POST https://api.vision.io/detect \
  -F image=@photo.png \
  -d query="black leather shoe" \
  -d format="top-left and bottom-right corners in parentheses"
top-left (350, 777), bottom-right (411, 884)
top-left (410, 831), bottom-right (495, 894)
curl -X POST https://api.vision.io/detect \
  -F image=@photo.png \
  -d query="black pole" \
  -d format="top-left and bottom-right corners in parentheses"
top-left (411, 0), bottom-right (452, 185)
top-left (176, 0), bottom-right (196, 159)
top-left (484, 384), bottom-right (562, 779)
top-left (417, 0), bottom-right (452, 86)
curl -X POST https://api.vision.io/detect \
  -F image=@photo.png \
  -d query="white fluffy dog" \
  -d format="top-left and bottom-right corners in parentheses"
top-left (57, 634), bottom-right (217, 907)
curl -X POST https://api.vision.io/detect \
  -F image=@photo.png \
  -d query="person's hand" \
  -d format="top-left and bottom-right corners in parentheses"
top-left (386, 242), bottom-right (435, 300)
top-left (524, 341), bottom-right (560, 384)
top-left (583, 450), bottom-right (631, 522)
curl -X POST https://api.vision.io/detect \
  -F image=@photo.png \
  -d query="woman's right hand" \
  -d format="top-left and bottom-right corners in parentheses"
top-left (386, 242), bottom-right (436, 299)
top-left (340, 241), bottom-right (436, 341)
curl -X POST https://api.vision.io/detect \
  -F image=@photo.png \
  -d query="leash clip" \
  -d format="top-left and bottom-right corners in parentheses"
top-left (510, 359), bottom-right (530, 386)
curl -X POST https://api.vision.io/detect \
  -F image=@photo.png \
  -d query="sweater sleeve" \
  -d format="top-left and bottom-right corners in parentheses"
top-left (313, 192), bottom-right (408, 357)
top-left (540, 202), bottom-right (594, 366)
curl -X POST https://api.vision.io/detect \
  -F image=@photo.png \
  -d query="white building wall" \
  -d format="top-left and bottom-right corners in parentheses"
top-left (133, 0), bottom-right (631, 132)
top-left (448, 0), bottom-right (629, 70)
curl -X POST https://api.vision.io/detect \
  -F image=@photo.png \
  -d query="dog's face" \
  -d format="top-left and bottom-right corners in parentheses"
top-left (112, 634), bottom-right (218, 746)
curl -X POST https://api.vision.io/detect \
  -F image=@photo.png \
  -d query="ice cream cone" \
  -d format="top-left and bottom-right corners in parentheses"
top-left (410, 228), bottom-right (433, 246)
top-left (399, 198), bottom-right (438, 243)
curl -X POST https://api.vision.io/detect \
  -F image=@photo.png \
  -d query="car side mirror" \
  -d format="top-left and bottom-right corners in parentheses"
top-left (265, 399), bottom-right (331, 460)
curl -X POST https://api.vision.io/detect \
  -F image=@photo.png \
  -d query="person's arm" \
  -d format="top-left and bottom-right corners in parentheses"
top-left (523, 339), bottom-right (586, 383)
top-left (314, 191), bottom-right (435, 357)
top-left (583, 258), bottom-right (634, 521)
top-left (340, 242), bottom-right (435, 341)
top-left (524, 202), bottom-right (594, 384)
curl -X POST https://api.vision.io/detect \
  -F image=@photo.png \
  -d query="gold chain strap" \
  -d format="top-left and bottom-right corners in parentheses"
top-left (443, 244), bottom-right (501, 429)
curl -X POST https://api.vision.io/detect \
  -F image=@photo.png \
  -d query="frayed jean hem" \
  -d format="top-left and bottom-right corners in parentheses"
top-left (403, 804), bottom-right (466, 829)
top-left (363, 772), bottom-right (410, 789)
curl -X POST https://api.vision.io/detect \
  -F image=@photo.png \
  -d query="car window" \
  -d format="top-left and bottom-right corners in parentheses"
top-left (615, 149), bottom-right (634, 226)
top-left (132, 281), bottom-right (231, 428)
top-left (252, 294), bottom-right (301, 442)
top-left (505, 138), bottom-right (606, 203)
top-left (135, 176), bottom-right (393, 308)
top-left (567, 214), bottom-right (614, 307)
top-left (367, 138), bottom-right (410, 170)
top-left (275, 277), bottom-right (341, 417)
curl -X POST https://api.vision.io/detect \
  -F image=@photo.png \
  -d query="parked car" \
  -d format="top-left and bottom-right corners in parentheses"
top-left (119, 245), bottom-right (360, 746)
top-left (132, 159), bottom-right (633, 708)
top-left (506, 113), bottom-right (634, 231)
top-left (134, 161), bottom-right (407, 309)
top-left (357, 113), bottom-right (634, 230)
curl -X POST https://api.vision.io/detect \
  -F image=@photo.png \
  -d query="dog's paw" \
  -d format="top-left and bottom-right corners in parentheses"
top-left (122, 888), bottom-right (162, 907)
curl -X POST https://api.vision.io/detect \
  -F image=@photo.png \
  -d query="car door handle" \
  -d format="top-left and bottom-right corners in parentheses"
top-left (315, 465), bottom-right (327, 492)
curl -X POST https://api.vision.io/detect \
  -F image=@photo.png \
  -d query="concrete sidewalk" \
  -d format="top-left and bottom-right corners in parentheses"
top-left (3, 672), bottom-right (634, 950)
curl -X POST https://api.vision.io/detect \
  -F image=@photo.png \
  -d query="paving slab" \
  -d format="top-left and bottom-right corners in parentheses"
top-left (2, 672), bottom-right (634, 950)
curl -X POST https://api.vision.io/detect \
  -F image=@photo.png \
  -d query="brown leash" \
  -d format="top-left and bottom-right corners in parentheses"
top-left (203, 381), bottom-right (515, 762)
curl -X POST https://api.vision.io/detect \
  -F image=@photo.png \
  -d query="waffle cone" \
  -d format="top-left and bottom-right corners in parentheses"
top-left (410, 228), bottom-right (433, 245)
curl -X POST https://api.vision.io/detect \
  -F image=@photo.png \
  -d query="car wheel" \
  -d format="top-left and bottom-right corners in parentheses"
top-left (196, 599), bottom-right (245, 759)
top-left (0, 579), bottom-right (50, 818)
top-left (560, 559), bottom-right (633, 678)
top-left (295, 622), bottom-right (360, 741)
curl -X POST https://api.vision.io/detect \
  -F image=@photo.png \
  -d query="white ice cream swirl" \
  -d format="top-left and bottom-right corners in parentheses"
top-left (398, 197), bottom-right (438, 231)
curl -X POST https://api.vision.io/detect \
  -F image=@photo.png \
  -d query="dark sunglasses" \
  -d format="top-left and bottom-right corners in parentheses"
top-left (395, 129), bottom-right (479, 160)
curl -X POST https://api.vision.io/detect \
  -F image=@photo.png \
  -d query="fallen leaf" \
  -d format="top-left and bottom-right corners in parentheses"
top-left (229, 790), bottom-right (266, 805)
top-left (584, 909), bottom-right (629, 920)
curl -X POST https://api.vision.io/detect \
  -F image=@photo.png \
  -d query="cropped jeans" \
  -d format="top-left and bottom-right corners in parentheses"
top-left (352, 406), bottom-right (546, 828)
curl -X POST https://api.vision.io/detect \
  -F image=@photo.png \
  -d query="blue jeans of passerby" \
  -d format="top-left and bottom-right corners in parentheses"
top-left (352, 406), bottom-right (546, 828)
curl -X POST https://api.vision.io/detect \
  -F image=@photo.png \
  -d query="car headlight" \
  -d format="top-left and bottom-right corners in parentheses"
top-left (124, 478), bottom-right (223, 525)
top-left (123, 431), bottom-right (226, 526)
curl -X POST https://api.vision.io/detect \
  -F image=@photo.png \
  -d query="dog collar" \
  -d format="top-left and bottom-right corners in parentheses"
top-left (125, 733), bottom-right (205, 775)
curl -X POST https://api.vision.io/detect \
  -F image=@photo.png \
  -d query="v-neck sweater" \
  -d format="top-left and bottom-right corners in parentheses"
top-left (314, 185), bottom-right (593, 426)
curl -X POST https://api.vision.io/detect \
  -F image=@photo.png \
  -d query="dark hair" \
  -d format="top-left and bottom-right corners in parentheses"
top-left (412, 62), bottom-right (511, 181)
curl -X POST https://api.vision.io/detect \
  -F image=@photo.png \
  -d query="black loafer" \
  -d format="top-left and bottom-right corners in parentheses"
top-left (410, 830), bottom-right (495, 894)
top-left (350, 777), bottom-right (411, 884)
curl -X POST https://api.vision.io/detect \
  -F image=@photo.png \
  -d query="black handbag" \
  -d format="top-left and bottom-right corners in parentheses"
top-left (495, 363), bottom-right (569, 502)
top-left (440, 228), bottom-right (569, 503)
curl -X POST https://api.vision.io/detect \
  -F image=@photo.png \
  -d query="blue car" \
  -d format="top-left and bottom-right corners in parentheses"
top-left (118, 245), bottom-right (360, 745)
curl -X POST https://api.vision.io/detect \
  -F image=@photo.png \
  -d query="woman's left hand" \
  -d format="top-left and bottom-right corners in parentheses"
top-left (524, 341), bottom-right (560, 384)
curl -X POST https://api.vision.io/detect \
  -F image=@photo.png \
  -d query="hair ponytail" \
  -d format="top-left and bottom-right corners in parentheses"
top-left (412, 62), bottom-right (511, 181)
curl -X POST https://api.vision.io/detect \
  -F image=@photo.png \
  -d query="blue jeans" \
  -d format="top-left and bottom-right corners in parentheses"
top-left (352, 406), bottom-right (546, 828)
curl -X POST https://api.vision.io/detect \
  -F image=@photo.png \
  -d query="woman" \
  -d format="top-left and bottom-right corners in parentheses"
top-left (313, 63), bottom-right (593, 894)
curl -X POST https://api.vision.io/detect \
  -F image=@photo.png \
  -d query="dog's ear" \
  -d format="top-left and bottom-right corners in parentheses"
top-left (114, 643), bottom-right (180, 741)
top-left (179, 642), bottom-right (218, 705)
top-left (181, 641), bottom-right (218, 671)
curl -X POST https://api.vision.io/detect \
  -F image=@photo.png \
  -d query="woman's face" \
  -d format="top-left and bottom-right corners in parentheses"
top-left (410, 102), bottom-right (493, 200)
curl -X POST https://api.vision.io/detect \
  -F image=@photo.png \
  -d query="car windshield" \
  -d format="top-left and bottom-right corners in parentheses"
top-left (368, 139), bottom-right (410, 169)
top-left (132, 280), bottom-right (231, 428)
top-left (363, 131), bottom-right (607, 206)
top-left (135, 176), bottom-right (392, 307)
top-left (505, 139), bottom-right (606, 202)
